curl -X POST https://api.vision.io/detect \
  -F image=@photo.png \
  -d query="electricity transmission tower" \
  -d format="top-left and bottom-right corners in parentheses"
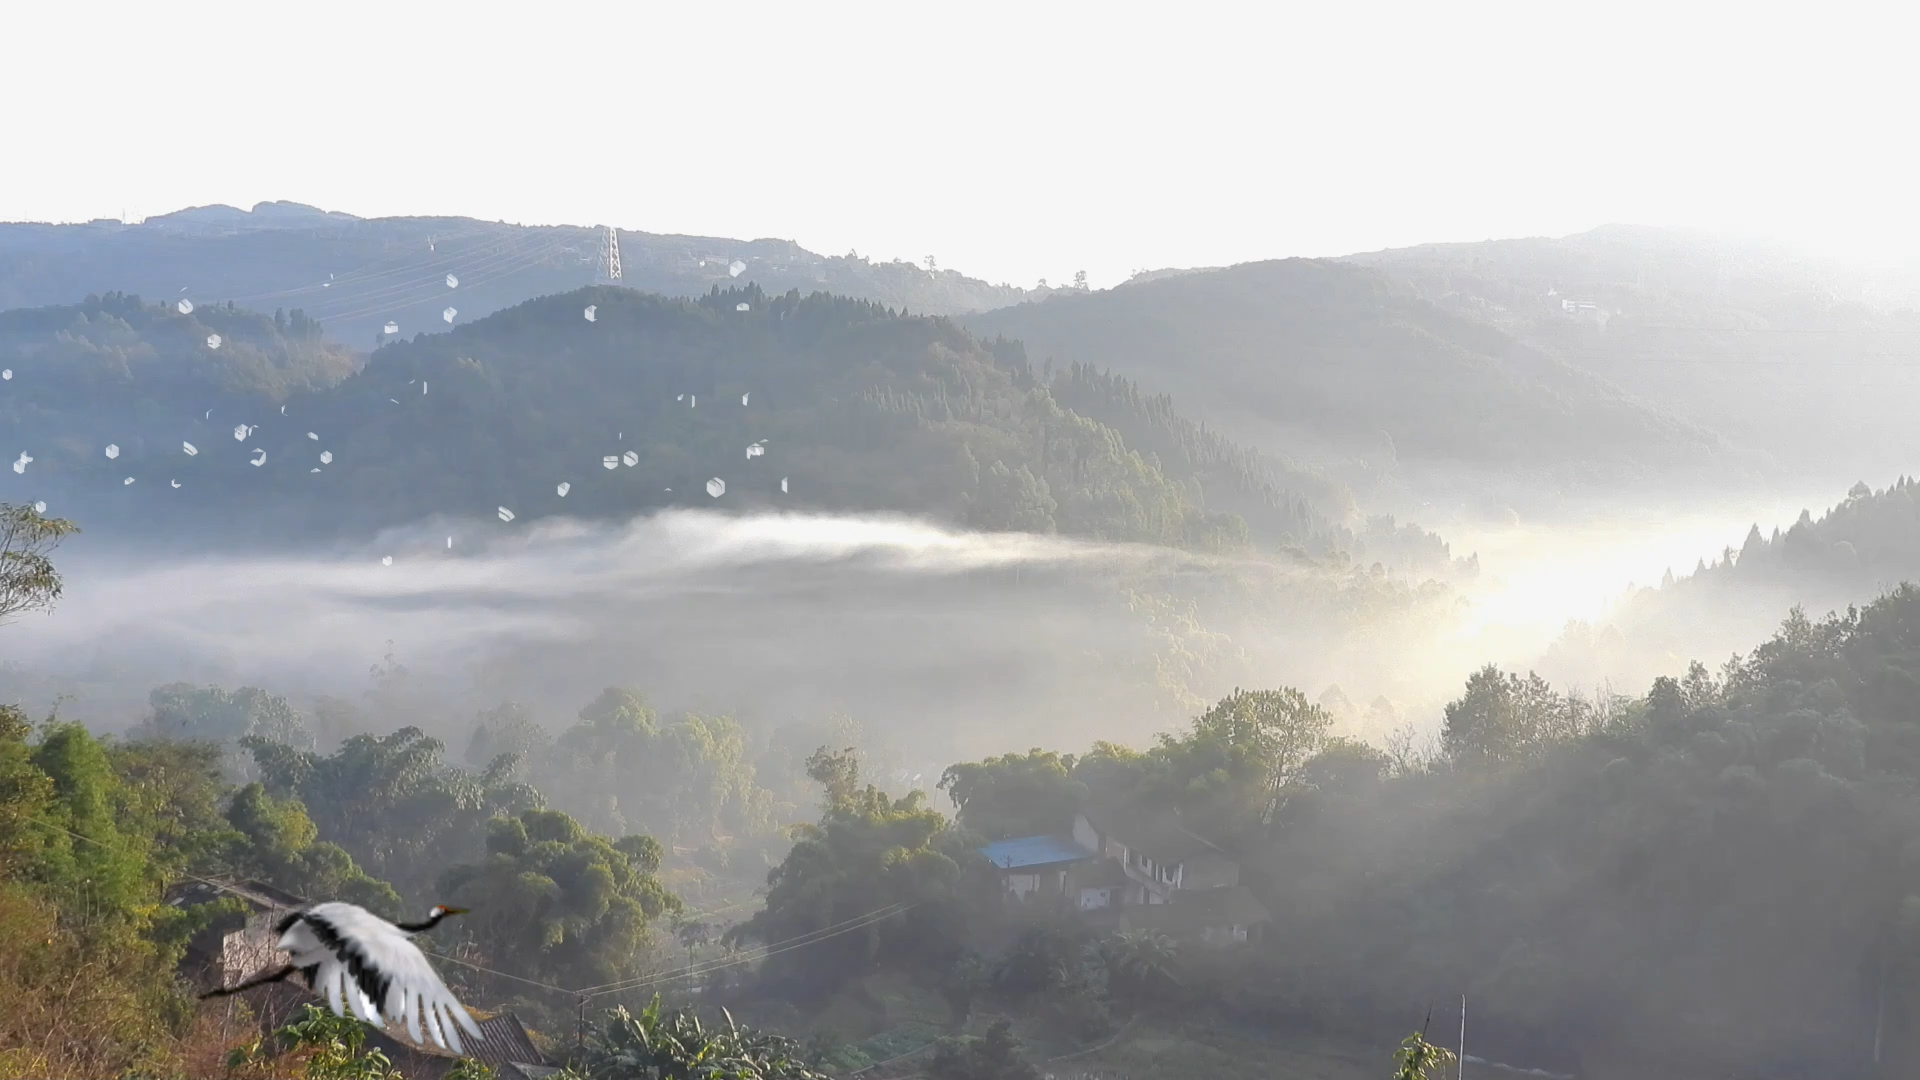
top-left (601, 225), bottom-right (622, 282)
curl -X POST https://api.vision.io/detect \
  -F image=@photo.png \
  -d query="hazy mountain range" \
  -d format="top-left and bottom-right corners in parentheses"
top-left (0, 201), bottom-right (1027, 349)
top-left (8, 202), bottom-right (1920, 549)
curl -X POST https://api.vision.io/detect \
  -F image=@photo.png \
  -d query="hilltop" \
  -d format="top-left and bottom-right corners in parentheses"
top-left (0, 286), bottom-right (1464, 577)
top-left (1345, 226), bottom-right (1920, 487)
top-left (966, 258), bottom-right (1754, 512)
top-left (0, 202), bottom-right (1028, 349)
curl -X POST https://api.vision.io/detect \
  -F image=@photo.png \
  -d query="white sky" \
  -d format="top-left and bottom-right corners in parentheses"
top-left (6, 0), bottom-right (1918, 288)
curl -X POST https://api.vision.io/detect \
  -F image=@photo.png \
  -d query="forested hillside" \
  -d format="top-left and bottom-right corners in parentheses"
top-left (12, 502), bottom-right (1920, 1077)
top-left (1541, 475), bottom-right (1920, 690)
top-left (965, 258), bottom-right (1751, 508)
top-left (0, 286), bottom-right (1465, 576)
top-left (1346, 226), bottom-right (1920, 486)
top-left (0, 202), bottom-right (1026, 347)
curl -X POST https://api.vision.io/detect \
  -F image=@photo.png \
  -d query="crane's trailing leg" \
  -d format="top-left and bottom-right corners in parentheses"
top-left (200, 963), bottom-right (302, 1000)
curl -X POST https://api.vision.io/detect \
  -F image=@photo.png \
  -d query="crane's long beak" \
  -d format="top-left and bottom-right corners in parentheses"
top-left (440, 906), bottom-right (469, 915)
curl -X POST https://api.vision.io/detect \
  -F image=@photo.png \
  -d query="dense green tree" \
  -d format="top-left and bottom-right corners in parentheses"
top-left (244, 726), bottom-right (542, 903)
top-left (465, 700), bottom-right (552, 774)
top-left (1029, 687), bottom-right (1337, 844)
top-left (728, 749), bottom-right (994, 993)
top-left (0, 704), bottom-right (57, 877)
top-left (220, 783), bottom-right (399, 915)
top-left (1184, 687), bottom-right (1333, 810)
top-left (1439, 666), bottom-right (1573, 769)
top-left (29, 722), bottom-right (151, 921)
top-left (437, 807), bottom-right (680, 990)
top-left (543, 688), bottom-right (772, 845)
top-left (0, 708), bottom-right (263, 1077)
top-left (937, 750), bottom-right (1085, 840)
top-left (134, 684), bottom-right (316, 776)
top-left (0, 503), bottom-right (79, 624)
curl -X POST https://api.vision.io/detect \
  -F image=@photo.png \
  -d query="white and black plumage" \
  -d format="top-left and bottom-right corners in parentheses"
top-left (202, 902), bottom-right (482, 1054)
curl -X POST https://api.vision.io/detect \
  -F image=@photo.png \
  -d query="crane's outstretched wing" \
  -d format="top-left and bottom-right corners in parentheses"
top-left (283, 902), bottom-right (483, 1054)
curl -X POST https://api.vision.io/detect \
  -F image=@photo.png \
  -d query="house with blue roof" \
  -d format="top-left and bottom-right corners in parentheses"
top-left (978, 833), bottom-right (1099, 902)
top-left (976, 800), bottom-right (1272, 945)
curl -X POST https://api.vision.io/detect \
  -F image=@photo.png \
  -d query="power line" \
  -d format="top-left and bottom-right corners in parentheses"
top-left (301, 232), bottom-right (580, 323)
top-left (212, 221), bottom-right (517, 306)
top-left (572, 902), bottom-right (913, 999)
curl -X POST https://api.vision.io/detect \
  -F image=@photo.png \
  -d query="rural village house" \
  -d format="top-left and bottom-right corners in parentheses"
top-left (978, 803), bottom-right (1271, 945)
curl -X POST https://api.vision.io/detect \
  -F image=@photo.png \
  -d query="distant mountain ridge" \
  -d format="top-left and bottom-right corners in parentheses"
top-left (0, 202), bottom-right (1028, 349)
top-left (0, 286), bottom-right (1464, 579)
top-left (1340, 226), bottom-right (1920, 487)
top-left (967, 256), bottom-right (1758, 513)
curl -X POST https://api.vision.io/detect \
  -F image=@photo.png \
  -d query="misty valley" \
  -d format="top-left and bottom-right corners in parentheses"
top-left (10, 204), bottom-right (1920, 1080)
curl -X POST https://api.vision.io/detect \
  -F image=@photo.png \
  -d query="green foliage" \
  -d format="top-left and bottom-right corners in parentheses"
top-left (445, 1059), bottom-right (500, 1080)
top-left (0, 705), bottom-right (58, 879)
top-left (729, 750), bottom-right (992, 993)
top-left (137, 683), bottom-right (315, 753)
top-left (0, 503), bottom-right (78, 623)
top-left (1294, 737), bottom-right (1393, 796)
top-left (1184, 687), bottom-right (1333, 812)
top-left (244, 725), bottom-right (543, 903)
top-left (28, 722), bottom-right (151, 922)
top-left (220, 782), bottom-right (400, 916)
top-left (1389, 1031), bottom-right (1455, 1080)
top-left (571, 995), bottom-right (828, 1080)
top-left (466, 700), bottom-right (552, 774)
top-left (247, 1003), bottom-right (403, 1080)
top-left (541, 688), bottom-right (773, 845)
top-left (937, 750), bottom-right (1085, 840)
top-left (1097, 929), bottom-right (1180, 1008)
top-left (438, 807), bottom-right (681, 989)
top-left (987, 923), bottom-right (1113, 1040)
top-left (1440, 666), bottom-right (1570, 769)
top-left (1246, 585), bottom-right (1920, 1073)
top-left (0, 709), bottom-right (259, 1078)
top-left (0, 881), bottom-right (191, 1080)
top-left (927, 1019), bottom-right (1040, 1080)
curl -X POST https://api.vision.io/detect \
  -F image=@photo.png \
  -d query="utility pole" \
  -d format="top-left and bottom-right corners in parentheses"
top-left (602, 226), bottom-right (623, 283)
top-left (576, 992), bottom-right (591, 1052)
top-left (1459, 995), bottom-right (1466, 1080)
top-left (1875, 955), bottom-right (1887, 1067)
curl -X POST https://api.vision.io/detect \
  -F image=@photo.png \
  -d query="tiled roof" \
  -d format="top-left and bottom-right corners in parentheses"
top-left (979, 834), bottom-right (1098, 870)
top-left (1080, 803), bottom-right (1225, 865)
top-left (372, 1008), bottom-right (549, 1072)
top-left (165, 878), bottom-right (308, 912)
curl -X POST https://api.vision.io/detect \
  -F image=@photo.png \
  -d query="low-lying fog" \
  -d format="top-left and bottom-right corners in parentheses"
top-left (1440, 487), bottom-right (1834, 639)
top-left (3, 487), bottom-right (1864, 770)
